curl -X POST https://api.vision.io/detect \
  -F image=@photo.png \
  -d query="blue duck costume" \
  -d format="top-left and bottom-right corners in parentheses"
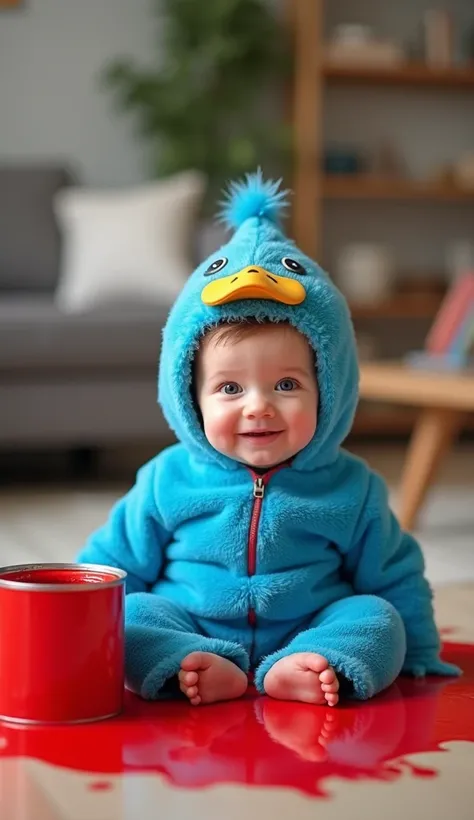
top-left (77, 171), bottom-right (460, 700)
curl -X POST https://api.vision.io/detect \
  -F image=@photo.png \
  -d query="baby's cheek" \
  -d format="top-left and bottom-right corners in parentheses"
top-left (206, 405), bottom-right (236, 443)
top-left (294, 407), bottom-right (317, 444)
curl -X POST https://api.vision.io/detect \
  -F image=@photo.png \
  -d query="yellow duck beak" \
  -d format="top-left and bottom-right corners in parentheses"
top-left (201, 266), bottom-right (306, 307)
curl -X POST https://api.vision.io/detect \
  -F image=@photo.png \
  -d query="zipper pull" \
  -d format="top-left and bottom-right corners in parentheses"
top-left (253, 477), bottom-right (265, 498)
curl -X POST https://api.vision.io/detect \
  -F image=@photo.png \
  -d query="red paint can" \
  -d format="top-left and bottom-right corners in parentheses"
top-left (0, 563), bottom-right (126, 724)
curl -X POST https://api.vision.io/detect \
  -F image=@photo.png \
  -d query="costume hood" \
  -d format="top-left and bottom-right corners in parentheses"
top-left (158, 170), bottom-right (359, 470)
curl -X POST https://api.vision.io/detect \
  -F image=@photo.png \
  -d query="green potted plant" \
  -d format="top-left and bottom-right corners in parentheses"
top-left (101, 0), bottom-right (292, 207)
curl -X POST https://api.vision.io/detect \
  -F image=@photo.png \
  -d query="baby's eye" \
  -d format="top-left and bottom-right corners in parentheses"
top-left (276, 378), bottom-right (298, 392)
top-left (204, 257), bottom-right (228, 276)
top-left (281, 257), bottom-right (306, 275)
top-left (220, 382), bottom-right (242, 395)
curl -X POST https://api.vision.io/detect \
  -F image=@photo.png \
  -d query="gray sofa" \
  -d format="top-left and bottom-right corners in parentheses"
top-left (0, 166), bottom-right (175, 452)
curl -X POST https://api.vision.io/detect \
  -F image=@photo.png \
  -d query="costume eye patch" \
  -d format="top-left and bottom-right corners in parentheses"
top-left (204, 257), bottom-right (228, 275)
top-left (281, 257), bottom-right (306, 275)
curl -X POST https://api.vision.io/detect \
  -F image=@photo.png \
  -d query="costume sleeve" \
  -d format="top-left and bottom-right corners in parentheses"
top-left (343, 470), bottom-right (460, 677)
top-left (76, 457), bottom-right (171, 594)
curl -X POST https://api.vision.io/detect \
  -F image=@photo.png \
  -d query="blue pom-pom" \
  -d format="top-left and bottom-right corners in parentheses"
top-left (218, 168), bottom-right (290, 230)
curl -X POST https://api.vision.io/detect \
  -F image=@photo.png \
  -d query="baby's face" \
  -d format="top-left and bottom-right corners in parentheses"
top-left (195, 324), bottom-right (318, 469)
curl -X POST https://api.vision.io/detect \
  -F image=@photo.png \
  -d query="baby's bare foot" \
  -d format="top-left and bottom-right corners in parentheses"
top-left (178, 652), bottom-right (248, 706)
top-left (263, 652), bottom-right (340, 706)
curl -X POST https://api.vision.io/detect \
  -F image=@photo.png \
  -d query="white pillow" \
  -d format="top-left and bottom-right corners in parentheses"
top-left (54, 171), bottom-right (206, 313)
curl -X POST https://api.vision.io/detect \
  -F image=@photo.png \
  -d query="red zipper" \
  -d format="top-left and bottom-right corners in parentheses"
top-left (247, 463), bottom-right (288, 627)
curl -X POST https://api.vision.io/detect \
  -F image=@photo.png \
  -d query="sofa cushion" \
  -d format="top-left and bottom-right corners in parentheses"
top-left (54, 171), bottom-right (205, 313)
top-left (0, 166), bottom-right (74, 292)
top-left (0, 295), bottom-right (169, 372)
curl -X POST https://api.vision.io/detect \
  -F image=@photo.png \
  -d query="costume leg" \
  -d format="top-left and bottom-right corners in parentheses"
top-left (125, 593), bottom-right (249, 700)
top-left (254, 595), bottom-right (406, 700)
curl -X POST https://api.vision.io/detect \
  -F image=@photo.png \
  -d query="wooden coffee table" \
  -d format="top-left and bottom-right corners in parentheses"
top-left (359, 362), bottom-right (474, 531)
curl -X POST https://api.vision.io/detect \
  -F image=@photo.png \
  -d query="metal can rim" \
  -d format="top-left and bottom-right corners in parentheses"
top-left (0, 563), bottom-right (127, 592)
top-left (0, 707), bottom-right (122, 725)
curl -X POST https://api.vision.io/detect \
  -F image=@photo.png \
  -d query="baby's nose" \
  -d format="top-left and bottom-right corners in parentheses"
top-left (243, 392), bottom-right (275, 418)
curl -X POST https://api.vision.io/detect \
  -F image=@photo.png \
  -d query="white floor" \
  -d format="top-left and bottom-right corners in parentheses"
top-left (0, 446), bottom-right (473, 586)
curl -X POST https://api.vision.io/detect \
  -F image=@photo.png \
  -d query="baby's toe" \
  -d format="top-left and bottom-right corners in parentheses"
top-left (319, 666), bottom-right (336, 685)
top-left (185, 685), bottom-right (199, 699)
top-left (325, 692), bottom-right (339, 707)
top-left (179, 669), bottom-right (199, 687)
top-left (321, 678), bottom-right (339, 694)
top-left (190, 695), bottom-right (201, 706)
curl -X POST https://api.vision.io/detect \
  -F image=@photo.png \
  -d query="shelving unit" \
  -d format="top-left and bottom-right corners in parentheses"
top-left (289, 0), bottom-right (474, 437)
top-left (323, 62), bottom-right (474, 89)
top-left (349, 291), bottom-right (443, 320)
top-left (290, 0), bottom-right (474, 258)
top-left (322, 175), bottom-right (474, 202)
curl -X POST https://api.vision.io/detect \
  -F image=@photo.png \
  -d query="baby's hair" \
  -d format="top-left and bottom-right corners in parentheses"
top-left (202, 318), bottom-right (293, 348)
top-left (200, 320), bottom-right (316, 368)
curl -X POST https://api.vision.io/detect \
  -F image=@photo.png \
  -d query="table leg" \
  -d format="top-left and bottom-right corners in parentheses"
top-left (397, 407), bottom-right (464, 532)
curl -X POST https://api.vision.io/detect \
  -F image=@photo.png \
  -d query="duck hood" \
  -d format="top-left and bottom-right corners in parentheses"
top-left (158, 170), bottom-right (359, 471)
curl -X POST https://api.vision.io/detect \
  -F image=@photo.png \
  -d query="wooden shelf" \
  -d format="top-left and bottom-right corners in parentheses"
top-left (350, 407), bottom-right (417, 436)
top-left (323, 61), bottom-right (474, 89)
top-left (350, 404), bottom-right (474, 437)
top-left (350, 292), bottom-right (444, 319)
top-left (359, 362), bottom-right (474, 411)
top-left (322, 174), bottom-right (474, 202)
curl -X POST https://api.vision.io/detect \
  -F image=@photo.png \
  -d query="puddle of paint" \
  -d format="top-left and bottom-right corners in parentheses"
top-left (0, 642), bottom-right (471, 799)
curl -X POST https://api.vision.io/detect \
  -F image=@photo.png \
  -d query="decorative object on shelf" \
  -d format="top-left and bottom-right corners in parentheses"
top-left (423, 9), bottom-right (454, 67)
top-left (428, 152), bottom-right (474, 191)
top-left (335, 243), bottom-right (395, 305)
top-left (332, 24), bottom-right (373, 43)
top-left (406, 272), bottom-right (474, 371)
top-left (323, 146), bottom-right (366, 175)
top-left (325, 23), bottom-right (405, 68)
top-left (100, 0), bottom-right (290, 207)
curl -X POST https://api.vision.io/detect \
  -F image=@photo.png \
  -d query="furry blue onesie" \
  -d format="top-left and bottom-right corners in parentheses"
top-left (77, 171), bottom-right (460, 700)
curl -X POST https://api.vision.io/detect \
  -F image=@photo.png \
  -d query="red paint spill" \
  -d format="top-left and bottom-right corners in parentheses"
top-left (88, 781), bottom-right (113, 791)
top-left (403, 763), bottom-right (437, 779)
top-left (0, 642), bottom-right (472, 799)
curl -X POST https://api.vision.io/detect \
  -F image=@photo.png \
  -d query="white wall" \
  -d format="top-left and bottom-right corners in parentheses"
top-left (0, 0), bottom-right (157, 186)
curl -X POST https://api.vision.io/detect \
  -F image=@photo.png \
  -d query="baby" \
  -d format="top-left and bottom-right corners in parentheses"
top-left (77, 171), bottom-right (460, 706)
top-left (187, 318), bottom-right (337, 705)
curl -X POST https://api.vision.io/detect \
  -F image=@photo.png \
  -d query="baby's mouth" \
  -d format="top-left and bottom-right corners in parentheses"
top-left (239, 431), bottom-right (282, 438)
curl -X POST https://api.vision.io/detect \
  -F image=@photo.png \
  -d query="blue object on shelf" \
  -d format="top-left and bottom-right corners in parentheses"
top-left (323, 149), bottom-right (363, 175)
